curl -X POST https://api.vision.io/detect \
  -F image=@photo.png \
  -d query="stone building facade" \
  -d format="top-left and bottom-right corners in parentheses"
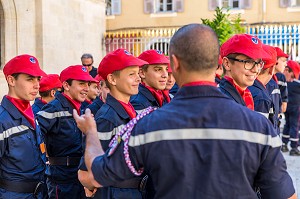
top-left (0, 0), bottom-right (106, 97)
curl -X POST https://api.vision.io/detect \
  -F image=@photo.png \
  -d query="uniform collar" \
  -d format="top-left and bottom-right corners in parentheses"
top-left (106, 94), bottom-right (132, 120)
top-left (1, 96), bottom-right (35, 128)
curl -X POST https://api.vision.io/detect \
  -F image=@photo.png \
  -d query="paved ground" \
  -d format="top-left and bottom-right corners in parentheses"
top-left (282, 150), bottom-right (300, 198)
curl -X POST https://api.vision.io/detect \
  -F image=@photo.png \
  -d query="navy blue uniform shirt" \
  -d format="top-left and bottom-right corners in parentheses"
top-left (95, 94), bottom-right (131, 151)
top-left (249, 79), bottom-right (278, 130)
top-left (91, 85), bottom-right (295, 199)
top-left (286, 79), bottom-right (300, 106)
top-left (276, 73), bottom-right (288, 103)
top-left (86, 96), bottom-right (104, 116)
top-left (219, 78), bottom-right (246, 106)
top-left (0, 96), bottom-right (45, 182)
top-left (130, 84), bottom-right (168, 112)
top-left (32, 98), bottom-right (46, 116)
top-left (266, 78), bottom-right (282, 114)
top-left (37, 92), bottom-right (83, 182)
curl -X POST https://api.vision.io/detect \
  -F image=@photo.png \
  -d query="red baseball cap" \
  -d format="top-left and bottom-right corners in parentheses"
top-left (94, 74), bottom-right (104, 82)
top-left (220, 34), bottom-right (269, 60)
top-left (287, 60), bottom-right (300, 79)
top-left (60, 65), bottom-right (97, 82)
top-left (138, 50), bottom-right (170, 65)
top-left (262, 44), bottom-right (277, 69)
top-left (98, 49), bottom-right (148, 80)
top-left (274, 47), bottom-right (289, 58)
top-left (39, 74), bottom-right (62, 92)
top-left (3, 54), bottom-right (47, 78)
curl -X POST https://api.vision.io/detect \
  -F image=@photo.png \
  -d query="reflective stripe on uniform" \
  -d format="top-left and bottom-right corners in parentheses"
top-left (257, 112), bottom-right (269, 119)
top-left (290, 138), bottom-right (299, 141)
top-left (277, 81), bottom-right (287, 86)
top-left (129, 128), bottom-right (282, 148)
top-left (0, 125), bottom-right (29, 140)
top-left (282, 134), bottom-right (290, 138)
top-left (98, 124), bottom-right (125, 141)
top-left (37, 110), bottom-right (72, 119)
top-left (271, 89), bottom-right (281, 95)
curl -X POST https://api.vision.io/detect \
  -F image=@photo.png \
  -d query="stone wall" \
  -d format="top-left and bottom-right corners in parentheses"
top-left (0, 0), bottom-right (106, 98)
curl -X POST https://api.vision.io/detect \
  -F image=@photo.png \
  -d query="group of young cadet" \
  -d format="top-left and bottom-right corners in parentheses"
top-left (0, 23), bottom-right (299, 199)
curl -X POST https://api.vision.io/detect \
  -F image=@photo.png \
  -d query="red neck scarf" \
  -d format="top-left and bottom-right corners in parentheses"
top-left (85, 99), bottom-right (93, 105)
top-left (6, 95), bottom-right (36, 128)
top-left (215, 74), bottom-right (222, 80)
top-left (62, 93), bottom-right (81, 114)
top-left (142, 82), bottom-right (164, 107)
top-left (39, 98), bottom-right (48, 105)
top-left (117, 100), bottom-right (137, 119)
top-left (162, 90), bottom-right (171, 103)
top-left (224, 76), bottom-right (254, 110)
top-left (182, 81), bottom-right (217, 87)
top-left (272, 74), bottom-right (278, 83)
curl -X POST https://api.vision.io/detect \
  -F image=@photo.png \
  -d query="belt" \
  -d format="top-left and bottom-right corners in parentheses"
top-left (48, 156), bottom-right (81, 166)
top-left (113, 178), bottom-right (141, 189)
top-left (0, 179), bottom-right (44, 194)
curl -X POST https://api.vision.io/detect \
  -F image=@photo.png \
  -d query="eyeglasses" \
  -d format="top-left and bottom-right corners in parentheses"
top-left (227, 57), bottom-right (264, 70)
top-left (82, 64), bottom-right (93, 67)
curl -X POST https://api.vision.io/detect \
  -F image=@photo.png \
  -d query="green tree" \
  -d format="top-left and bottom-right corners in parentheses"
top-left (201, 7), bottom-right (245, 44)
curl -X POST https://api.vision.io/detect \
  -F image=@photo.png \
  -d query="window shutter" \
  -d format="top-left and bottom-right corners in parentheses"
top-left (241, 0), bottom-right (252, 9)
top-left (144, 0), bottom-right (154, 14)
top-left (111, 0), bottom-right (121, 15)
top-left (208, 0), bottom-right (218, 11)
top-left (279, 0), bottom-right (290, 7)
top-left (173, 0), bottom-right (184, 12)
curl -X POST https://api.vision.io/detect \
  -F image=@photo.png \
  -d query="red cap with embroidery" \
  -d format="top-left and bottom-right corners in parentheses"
top-left (3, 54), bottom-right (47, 78)
top-left (98, 49), bottom-right (148, 80)
top-left (262, 44), bottom-right (277, 69)
top-left (138, 50), bottom-right (170, 65)
top-left (39, 74), bottom-right (62, 92)
top-left (275, 47), bottom-right (289, 58)
top-left (60, 65), bottom-right (97, 82)
top-left (287, 60), bottom-right (300, 79)
top-left (94, 74), bottom-right (104, 82)
top-left (220, 34), bottom-right (269, 60)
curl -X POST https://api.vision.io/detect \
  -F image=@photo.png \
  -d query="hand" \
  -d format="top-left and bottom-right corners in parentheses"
top-left (84, 187), bottom-right (97, 198)
top-left (73, 108), bottom-right (97, 135)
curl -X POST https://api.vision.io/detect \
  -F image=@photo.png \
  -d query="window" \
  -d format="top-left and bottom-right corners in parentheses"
top-left (144, 0), bottom-right (184, 14)
top-left (280, 0), bottom-right (300, 8)
top-left (290, 0), bottom-right (300, 7)
top-left (208, 0), bottom-right (252, 10)
top-left (221, 0), bottom-right (240, 9)
top-left (106, 0), bottom-right (121, 16)
top-left (158, 0), bottom-right (173, 12)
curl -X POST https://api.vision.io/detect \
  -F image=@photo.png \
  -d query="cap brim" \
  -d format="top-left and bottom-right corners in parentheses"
top-left (20, 68), bottom-right (47, 77)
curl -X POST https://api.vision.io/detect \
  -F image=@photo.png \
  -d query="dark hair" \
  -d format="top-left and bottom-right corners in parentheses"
top-left (104, 70), bottom-right (120, 90)
top-left (61, 79), bottom-right (73, 92)
top-left (141, 64), bottom-right (149, 71)
top-left (11, 73), bottom-right (21, 79)
top-left (39, 88), bottom-right (59, 98)
top-left (81, 53), bottom-right (93, 60)
top-left (169, 24), bottom-right (219, 72)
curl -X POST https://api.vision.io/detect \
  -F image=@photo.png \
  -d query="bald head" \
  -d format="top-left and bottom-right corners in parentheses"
top-left (169, 24), bottom-right (219, 72)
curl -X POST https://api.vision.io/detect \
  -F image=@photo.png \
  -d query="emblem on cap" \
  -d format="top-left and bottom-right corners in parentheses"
top-left (82, 66), bottom-right (87, 72)
top-left (251, 37), bottom-right (258, 44)
top-left (124, 50), bottom-right (132, 55)
top-left (156, 50), bottom-right (163, 54)
top-left (29, 57), bottom-right (36, 63)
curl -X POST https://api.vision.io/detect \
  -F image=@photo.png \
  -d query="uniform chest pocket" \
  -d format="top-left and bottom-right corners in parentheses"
top-left (6, 129), bottom-right (41, 171)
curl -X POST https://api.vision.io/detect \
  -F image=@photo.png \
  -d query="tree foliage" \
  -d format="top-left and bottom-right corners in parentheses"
top-left (201, 7), bottom-right (245, 44)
